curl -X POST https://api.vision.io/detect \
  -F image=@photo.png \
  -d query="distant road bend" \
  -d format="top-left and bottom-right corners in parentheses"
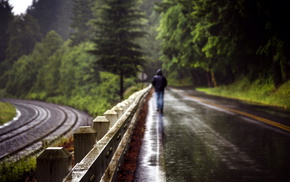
top-left (0, 98), bottom-right (92, 160)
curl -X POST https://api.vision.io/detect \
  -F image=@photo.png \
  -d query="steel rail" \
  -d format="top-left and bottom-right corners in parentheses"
top-left (0, 98), bottom-right (90, 161)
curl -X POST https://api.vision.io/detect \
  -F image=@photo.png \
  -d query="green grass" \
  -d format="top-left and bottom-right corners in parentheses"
top-left (0, 102), bottom-right (35, 182)
top-left (0, 102), bottom-right (16, 125)
top-left (197, 77), bottom-right (290, 109)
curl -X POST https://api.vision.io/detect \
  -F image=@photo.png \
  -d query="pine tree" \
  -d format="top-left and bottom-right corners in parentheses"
top-left (5, 14), bottom-right (42, 62)
top-left (90, 0), bottom-right (146, 99)
top-left (27, 0), bottom-right (72, 40)
top-left (69, 0), bottom-right (94, 46)
top-left (0, 0), bottom-right (13, 64)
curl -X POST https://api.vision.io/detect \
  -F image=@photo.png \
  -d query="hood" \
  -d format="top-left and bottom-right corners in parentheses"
top-left (157, 69), bottom-right (163, 75)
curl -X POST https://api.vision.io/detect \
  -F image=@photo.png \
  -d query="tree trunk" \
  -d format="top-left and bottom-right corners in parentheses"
top-left (273, 59), bottom-right (283, 88)
top-left (226, 65), bottom-right (235, 84)
top-left (211, 70), bottom-right (218, 87)
top-left (120, 73), bottom-right (124, 100)
top-left (281, 60), bottom-right (290, 82)
top-left (206, 71), bottom-right (212, 87)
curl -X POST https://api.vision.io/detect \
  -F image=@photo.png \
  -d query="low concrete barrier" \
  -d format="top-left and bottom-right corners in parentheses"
top-left (36, 85), bottom-right (151, 182)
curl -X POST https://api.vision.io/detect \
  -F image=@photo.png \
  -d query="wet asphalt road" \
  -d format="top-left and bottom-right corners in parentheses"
top-left (135, 87), bottom-right (290, 182)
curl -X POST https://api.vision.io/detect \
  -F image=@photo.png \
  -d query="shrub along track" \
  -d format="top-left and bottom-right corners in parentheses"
top-left (0, 98), bottom-right (92, 161)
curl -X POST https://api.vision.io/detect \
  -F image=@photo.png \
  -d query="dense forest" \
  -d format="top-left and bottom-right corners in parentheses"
top-left (157, 0), bottom-right (290, 88)
top-left (0, 0), bottom-right (162, 116)
top-left (0, 0), bottom-right (290, 116)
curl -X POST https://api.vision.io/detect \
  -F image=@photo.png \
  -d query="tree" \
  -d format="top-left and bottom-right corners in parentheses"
top-left (27, 0), bottom-right (72, 40)
top-left (255, 0), bottom-right (290, 87)
top-left (127, 0), bottom-right (162, 81)
top-left (140, 0), bottom-right (162, 17)
top-left (69, 0), bottom-right (94, 46)
top-left (4, 30), bottom-right (63, 96)
top-left (156, 1), bottom-right (209, 85)
top-left (90, 0), bottom-right (146, 99)
top-left (5, 14), bottom-right (42, 63)
top-left (0, 0), bottom-right (13, 64)
top-left (156, 0), bottom-right (290, 87)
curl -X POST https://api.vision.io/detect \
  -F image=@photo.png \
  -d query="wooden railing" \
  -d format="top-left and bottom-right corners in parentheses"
top-left (36, 85), bottom-right (152, 182)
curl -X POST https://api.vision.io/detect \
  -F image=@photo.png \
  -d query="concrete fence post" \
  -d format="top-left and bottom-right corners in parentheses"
top-left (104, 110), bottom-right (118, 127)
top-left (74, 126), bottom-right (96, 163)
top-left (117, 100), bottom-right (127, 113)
top-left (36, 147), bottom-right (72, 182)
top-left (92, 116), bottom-right (110, 140)
top-left (113, 105), bottom-right (123, 118)
top-left (128, 94), bottom-right (136, 105)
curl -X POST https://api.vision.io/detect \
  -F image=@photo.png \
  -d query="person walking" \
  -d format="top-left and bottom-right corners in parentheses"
top-left (151, 69), bottom-right (167, 113)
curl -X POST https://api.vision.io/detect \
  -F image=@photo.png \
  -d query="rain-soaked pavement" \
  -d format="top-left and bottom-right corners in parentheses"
top-left (135, 87), bottom-right (290, 182)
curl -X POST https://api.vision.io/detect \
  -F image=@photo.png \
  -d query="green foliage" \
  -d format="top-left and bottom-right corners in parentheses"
top-left (157, 0), bottom-right (290, 87)
top-left (140, 0), bottom-right (162, 17)
top-left (0, 102), bottom-right (16, 125)
top-left (166, 71), bottom-right (194, 86)
top-left (0, 157), bottom-right (36, 182)
top-left (69, 0), bottom-right (94, 46)
top-left (123, 82), bottom-right (147, 99)
top-left (1, 29), bottom-right (139, 117)
top-left (197, 77), bottom-right (290, 109)
top-left (4, 55), bottom-right (37, 96)
top-left (138, 0), bottom-right (163, 82)
top-left (36, 30), bottom-right (64, 57)
top-left (91, 0), bottom-right (146, 76)
top-left (39, 70), bottom-right (131, 116)
top-left (3, 31), bottom-right (64, 96)
top-left (5, 14), bottom-right (42, 62)
top-left (90, 0), bottom-right (147, 99)
top-left (0, 0), bottom-right (158, 118)
top-left (27, 0), bottom-right (73, 39)
top-left (156, 1), bottom-right (210, 85)
top-left (45, 71), bottom-right (120, 116)
top-left (0, 0), bottom-right (13, 63)
top-left (20, 40), bottom-right (135, 116)
top-left (275, 81), bottom-right (290, 96)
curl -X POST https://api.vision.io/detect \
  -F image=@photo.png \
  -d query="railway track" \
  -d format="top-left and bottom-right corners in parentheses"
top-left (0, 98), bottom-right (93, 160)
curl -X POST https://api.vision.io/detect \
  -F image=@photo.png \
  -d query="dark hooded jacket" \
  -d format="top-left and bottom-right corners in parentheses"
top-left (152, 69), bottom-right (167, 92)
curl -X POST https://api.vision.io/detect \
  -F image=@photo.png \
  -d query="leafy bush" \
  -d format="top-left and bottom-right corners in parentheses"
top-left (0, 157), bottom-right (36, 182)
top-left (124, 83), bottom-right (148, 99)
top-left (1, 33), bottom-right (140, 117)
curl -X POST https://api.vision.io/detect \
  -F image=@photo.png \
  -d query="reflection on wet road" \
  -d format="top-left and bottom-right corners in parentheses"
top-left (135, 91), bottom-right (166, 182)
top-left (135, 87), bottom-right (290, 182)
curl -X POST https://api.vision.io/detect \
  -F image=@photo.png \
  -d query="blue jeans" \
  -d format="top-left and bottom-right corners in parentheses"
top-left (155, 91), bottom-right (164, 111)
